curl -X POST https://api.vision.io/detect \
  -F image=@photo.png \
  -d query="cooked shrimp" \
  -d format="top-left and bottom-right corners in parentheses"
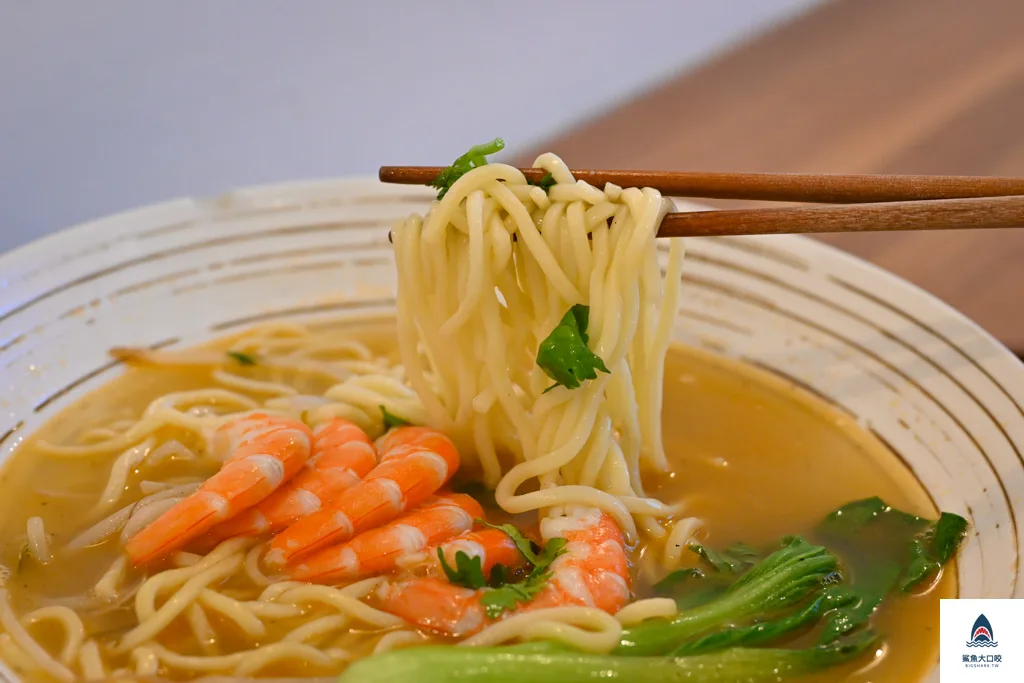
top-left (288, 493), bottom-right (483, 583)
top-left (265, 426), bottom-right (460, 568)
top-left (204, 419), bottom-right (376, 542)
top-left (428, 528), bottom-right (527, 579)
top-left (374, 507), bottom-right (630, 637)
top-left (125, 414), bottom-right (312, 565)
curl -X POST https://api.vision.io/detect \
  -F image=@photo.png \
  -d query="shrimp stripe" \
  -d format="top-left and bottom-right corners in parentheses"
top-left (206, 419), bottom-right (376, 541)
top-left (289, 494), bottom-right (483, 582)
top-left (126, 414), bottom-right (312, 565)
top-left (266, 427), bottom-right (460, 567)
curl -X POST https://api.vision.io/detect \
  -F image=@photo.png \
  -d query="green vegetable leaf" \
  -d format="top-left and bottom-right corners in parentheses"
top-left (536, 304), bottom-right (609, 392)
top-left (438, 549), bottom-right (488, 590)
top-left (617, 537), bottom-right (839, 657)
top-left (671, 586), bottom-right (859, 656)
top-left (527, 172), bottom-right (556, 191)
top-left (430, 138), bottom-right (505, 199)
top-left (336, 630), bottom-right (880, 683)
top-left (814, 497), bottom-right (968, 644)
top-left (227, 351), bottom-right (257, 366)
top-left (688, 542), bottom-right (762, 574)
top-left (653, 567), bottom-right (705, 595)
top-left (652, 567), bottom-right (737, 609)
top-left (380, 405), bottom-right (411, 429)
top-left (900, 512), bottom-right (969, 592)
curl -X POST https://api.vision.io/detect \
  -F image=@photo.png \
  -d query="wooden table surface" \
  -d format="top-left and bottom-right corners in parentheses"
top-left (523, 0), bottom-right (1024, 352)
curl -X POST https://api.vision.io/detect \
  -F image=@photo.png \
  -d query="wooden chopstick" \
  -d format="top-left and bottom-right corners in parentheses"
top-left (657, 195), bottom-right (1024, 237)
top-left (379, 167), bottom-right (1024, 204)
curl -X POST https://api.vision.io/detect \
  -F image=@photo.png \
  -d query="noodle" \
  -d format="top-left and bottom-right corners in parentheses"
top-left (92, 439), bottom-right (155, 514)
top-left (282, 615), bottom-right (348, 645)
top-left (663, 516), bottom-right (705, 567)
top-left (461, 606), bottom-right (622, 652)
top-left (147, 642), bottom-right (344, 675)
top-left (77, 640), bottom-right (106, 680)
top-left (615, 597), bottom-right (678, 626)
top-left (186, 604), bottom-right (218, 654)
top-left (0, 633), bottom-right (40, 679)
top-left (66, 505), bottom-right (135, 552)
top-left (19, 606), bottom-right (85, 665)
top-left (25, 517), bottom-right (52, 564)
top-left (393, 155), bottom-right (685, 542)
top-left (119, 554), bottom-right (245, 650)
top-left (94, 556), bottom-right (129, 602)
top-left (371, 630), bottom-right (426, 654)
top-left (0, 590), bottom-right (75, 682)
top-left (274, 582), bottom-right (402, 630)
top-left (0, 153), bottom-right (698, 679)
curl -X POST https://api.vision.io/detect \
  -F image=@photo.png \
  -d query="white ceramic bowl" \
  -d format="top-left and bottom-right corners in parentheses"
top-left (1, 179), bottom-right (1022, 683)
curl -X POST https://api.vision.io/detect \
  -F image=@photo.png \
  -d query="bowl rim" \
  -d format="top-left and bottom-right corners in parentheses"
top-left (2, 175), bottom-right (1020, 373)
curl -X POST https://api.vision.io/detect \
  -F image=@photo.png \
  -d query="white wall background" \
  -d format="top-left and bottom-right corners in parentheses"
top-left (0, 1), bottom-right (822, 253)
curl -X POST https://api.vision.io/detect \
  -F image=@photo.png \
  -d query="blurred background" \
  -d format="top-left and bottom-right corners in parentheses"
top-left (0, 0), bottom-right (821, 251)
top-left (1, 0), bottom-right (1022, 348)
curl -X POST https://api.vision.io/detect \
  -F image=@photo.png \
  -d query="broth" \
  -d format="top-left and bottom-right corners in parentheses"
top-left (650, 345), bottom-right (950, 682)
top-left (0, 321), bottom-right (949, 681)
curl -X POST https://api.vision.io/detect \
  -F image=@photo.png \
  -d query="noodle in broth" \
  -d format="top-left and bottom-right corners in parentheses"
top-left (0, 152), bottom-right (953, 682)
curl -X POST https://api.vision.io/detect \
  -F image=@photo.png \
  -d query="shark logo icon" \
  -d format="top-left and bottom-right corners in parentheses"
top-left (966, 614), bottom-right (998, 648)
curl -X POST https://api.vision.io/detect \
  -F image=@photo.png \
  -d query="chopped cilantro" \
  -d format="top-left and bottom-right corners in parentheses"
top-left (489, 563), bottom-right (510, 587)
top-left (227, 351), bottom-right (257, 366)
top-left (479, 521), bottom-right (540, 564)
top-left (536, 304), bottom-right (609, 392)
top-left (438, 549), bottom-right (487, 590)
top-left (380, 405), bottom-right (411, 429)
top-left (528, 172), bottom-right (556, 191)
top-left (430, 138), bottom-right (505, 199)
top-left (480, 571), bottom-right (553, 619)
top-left (472, 520), bottom-right (569, 618)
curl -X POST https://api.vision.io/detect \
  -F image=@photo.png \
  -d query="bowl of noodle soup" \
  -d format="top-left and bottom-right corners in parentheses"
top-left (0, 149), bottom-right (1021, 683)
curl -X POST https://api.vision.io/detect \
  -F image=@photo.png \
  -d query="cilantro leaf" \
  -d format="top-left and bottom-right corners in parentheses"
top-left (430, 138), bottom-right (505, 199)
top-left (479, 520), bottom-right (540, 564)
top-left (900, 511), bottom-right (968, 592)
top-left (478, 520), bottom-right (566, 572)
top-left (380, 405), bottom-right (411, 429)
top-left (814, 497), bottom-right (968, 644)
top-left (536, 304), bottom-right (609, 392)
top-left (489, 563), bottom-right (509, 588)
top-left (533, 537), bottom-right (568, 569)
top-left (438, 549), bottom-right (487, 590)
top-left (471, 520), bottom-right (569, 618)
top-left (480, 571), bottom-right (552, 619)
top-left (227, 351), bottom-right (257, 366)
top-left (527, 172), bottom-right (556, 191)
